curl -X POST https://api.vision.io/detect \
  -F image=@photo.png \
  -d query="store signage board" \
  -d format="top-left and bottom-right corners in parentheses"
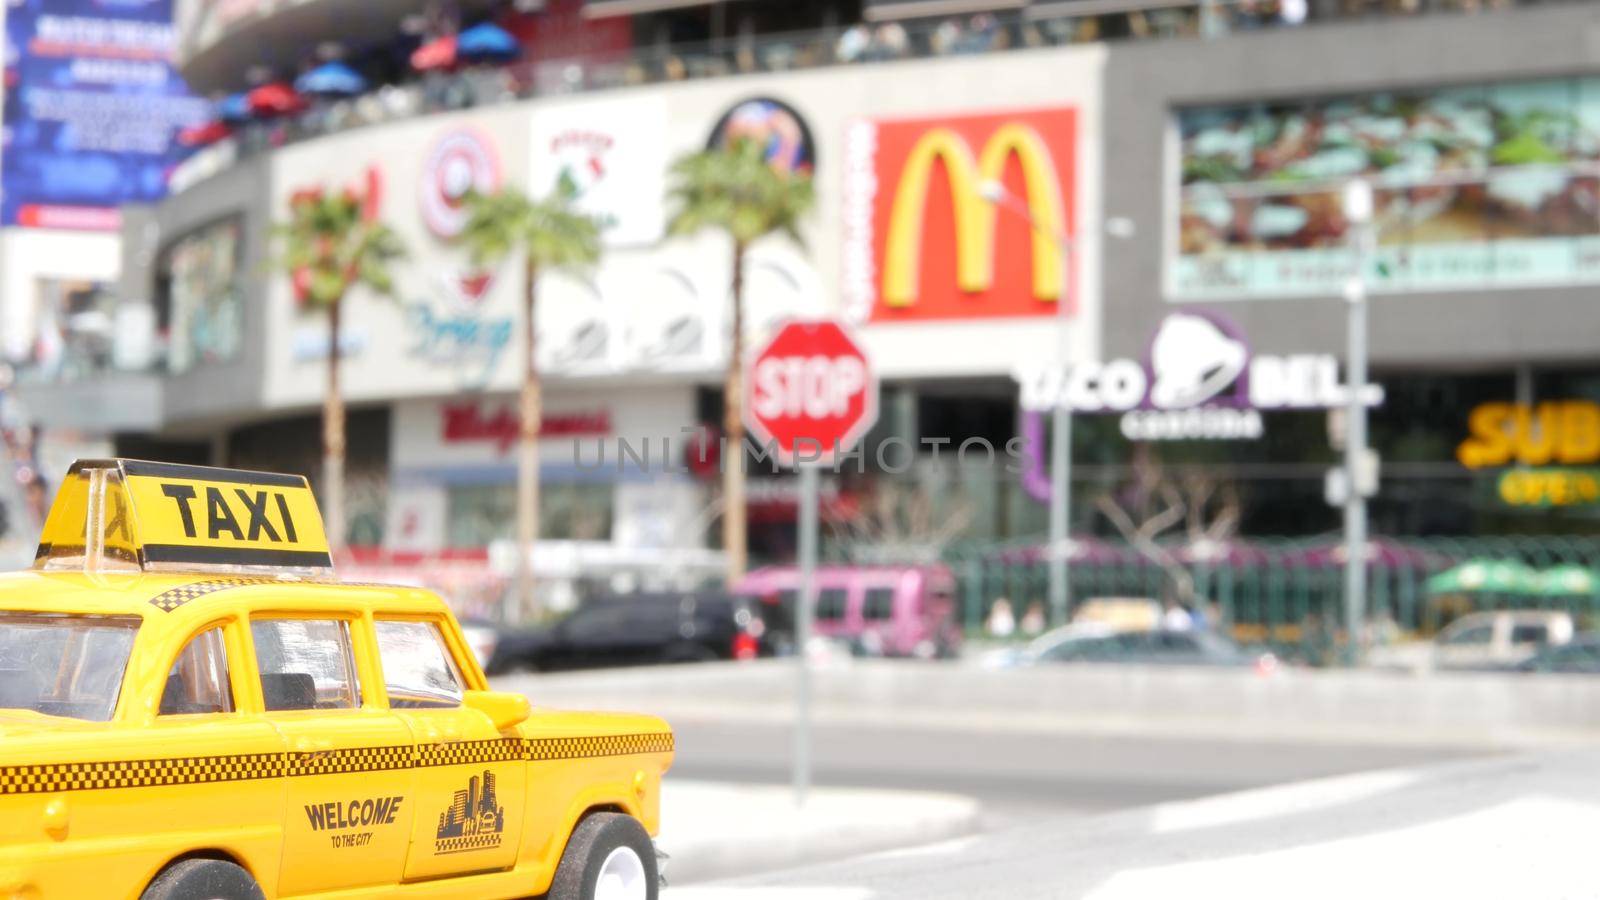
top-left (1015, 311), bottom-right (1382, 441)
top-left (1457, 400), bottom-right (1600, 469)
top-left (1496, 468), bottom-right (1600, 508)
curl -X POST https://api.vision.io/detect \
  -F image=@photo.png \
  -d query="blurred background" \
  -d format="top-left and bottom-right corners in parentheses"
top-left (6, 0), bottom-right (1600, 892)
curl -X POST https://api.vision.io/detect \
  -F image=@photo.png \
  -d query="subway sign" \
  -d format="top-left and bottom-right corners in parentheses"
top-left (1496, 468), bottom-right (1600, 508)
top-left (842, 107), bottom-right (1075, 323)
top-left (1457, 400), bottom-right (1600, 469)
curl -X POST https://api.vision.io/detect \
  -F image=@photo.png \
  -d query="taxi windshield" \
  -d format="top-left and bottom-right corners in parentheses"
top-left (0, 613), bottom-right (140, 721)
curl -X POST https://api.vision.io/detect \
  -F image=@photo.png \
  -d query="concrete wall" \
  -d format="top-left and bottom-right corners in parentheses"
top-left (509, 659), bottom-right (1600, 749)
top-left (1102, 3), bottom-right (1600, 367)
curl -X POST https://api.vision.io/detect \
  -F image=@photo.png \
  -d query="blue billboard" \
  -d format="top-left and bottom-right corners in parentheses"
top-left (2, 0), bottom-right (209, 229)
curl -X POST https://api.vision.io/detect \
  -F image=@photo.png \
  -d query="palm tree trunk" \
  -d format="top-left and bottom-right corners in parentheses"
top-left (723, 239), bottom-right (748, 585)
top-left (323, 295), bottom-right (346, 555)
top-left (514, 257), bottom-right (542, 624)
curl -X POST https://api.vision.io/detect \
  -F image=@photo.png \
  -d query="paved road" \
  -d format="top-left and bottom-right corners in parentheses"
top-left (678, 748), bottom-right (1600, 899)
top-left (666, 717), bottom-right (1484, 828)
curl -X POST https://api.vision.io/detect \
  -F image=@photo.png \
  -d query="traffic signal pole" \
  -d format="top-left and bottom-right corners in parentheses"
top-left (981, 179), bottom-right (1075, 626)
top-left (1048, 277), bottom-right (1074, 628)
top-left (1343, 179), bottom-right (1374, 664)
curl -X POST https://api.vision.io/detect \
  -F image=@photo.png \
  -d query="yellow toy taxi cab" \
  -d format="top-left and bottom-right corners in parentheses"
top-left (0, 459), bottom-right (673, 900)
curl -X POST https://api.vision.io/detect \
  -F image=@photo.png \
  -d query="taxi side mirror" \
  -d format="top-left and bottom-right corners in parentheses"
top-left (463, 690), bottom-right (531, 731)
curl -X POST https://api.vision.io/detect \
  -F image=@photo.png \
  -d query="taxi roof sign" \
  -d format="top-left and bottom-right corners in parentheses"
top-left (35, 459), bottom-right (334, 576)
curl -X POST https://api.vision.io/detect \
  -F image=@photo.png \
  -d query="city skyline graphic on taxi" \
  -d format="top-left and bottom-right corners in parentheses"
top-left (435, 769), bottom-right (505, 854)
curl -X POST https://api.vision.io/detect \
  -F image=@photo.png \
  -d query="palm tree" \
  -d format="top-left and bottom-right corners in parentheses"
top-left (276, 179), bottom-right (405, 553)
top-left (459, 182), bottom-right (603, 622)
top-left (666, 137), bottom-right (815, 584)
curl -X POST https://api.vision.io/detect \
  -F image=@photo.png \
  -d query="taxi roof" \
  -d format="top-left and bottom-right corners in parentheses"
top-left (36, 458), bottom-right (335, 578)
top-left (9, 459), bottom-right (454, 635)
top-left (0, 569), bottom-right (447, 627)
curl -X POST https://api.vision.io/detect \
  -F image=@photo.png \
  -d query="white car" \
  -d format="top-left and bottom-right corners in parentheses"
top-left (1432, 611), bottom-right (1574, 672)
top-left (1374, 611), bottom-right (1578, 673)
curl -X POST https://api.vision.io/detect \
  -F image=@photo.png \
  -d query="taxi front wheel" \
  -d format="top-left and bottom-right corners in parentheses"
top-left (141, 859), bottom-right (264, 900)
top-left (548, 812), bottom-right (658, 900)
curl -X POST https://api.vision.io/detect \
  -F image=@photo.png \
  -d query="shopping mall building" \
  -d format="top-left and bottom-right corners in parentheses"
top-left (8, 0), bottom-right (1600, 585)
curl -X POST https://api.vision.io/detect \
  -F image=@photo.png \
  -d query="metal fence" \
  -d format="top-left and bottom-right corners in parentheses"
top-left (939, 535), bottom-right (1600, 665)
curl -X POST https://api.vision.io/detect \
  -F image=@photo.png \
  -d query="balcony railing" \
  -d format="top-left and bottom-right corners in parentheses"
top-left (172, 0), bottom-right (1569, 189)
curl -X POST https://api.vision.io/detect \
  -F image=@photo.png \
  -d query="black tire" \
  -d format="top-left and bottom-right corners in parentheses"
top-left (141, 859), bottom-right (264, 900)
top-left (547, 813), bottom-right (658, 900)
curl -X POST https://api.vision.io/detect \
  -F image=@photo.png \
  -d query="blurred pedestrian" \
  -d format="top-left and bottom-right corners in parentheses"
top-left (986, 597), bottom-right (1016, 638)
top-left (1020, 601), bottom-right (1047, 636)
top-left (932, 18), bottom-right (962, 55)
top-left (836, 23), bottom-right (870, 63)
top-left (967, 14), bottom-right (998, 51)
top-left (1162, 600), bottom-right (1195, 631)
top-left (875, 22), bottom-right (909, 58)
top-left (1235, 0), bottom-right (1267, 29)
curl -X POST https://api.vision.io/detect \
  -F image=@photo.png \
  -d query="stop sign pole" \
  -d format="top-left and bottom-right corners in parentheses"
top-left (745, 319), bottom-right (878, 807)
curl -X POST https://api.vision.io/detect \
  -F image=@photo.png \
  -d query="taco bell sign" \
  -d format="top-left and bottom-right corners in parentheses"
top-left (1015, 311), bottom-right (1384, 440)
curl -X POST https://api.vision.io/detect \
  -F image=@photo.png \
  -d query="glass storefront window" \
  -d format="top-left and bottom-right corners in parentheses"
top-left (445, 482), bottom-right (614, 548)
top-left (158, 217), bottom-right (244, 374)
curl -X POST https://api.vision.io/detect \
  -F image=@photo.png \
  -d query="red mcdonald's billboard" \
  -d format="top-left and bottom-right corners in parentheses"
top-left (842, 106), bottom-right (1077, 324)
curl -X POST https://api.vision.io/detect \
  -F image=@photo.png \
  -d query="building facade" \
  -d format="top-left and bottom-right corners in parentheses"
top-left (11, 0), bottom-right (1600, 586)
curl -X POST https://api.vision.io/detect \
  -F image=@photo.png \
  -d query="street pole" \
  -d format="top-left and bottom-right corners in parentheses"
top-left (1343, 179), bottom-right (1373, 665)
top-left (980, 179), bottom-right (1075, 626)
top-left (793, 462), bottom-right (818, 807)
top-left (1048, 256), bottom-right (1073, 628)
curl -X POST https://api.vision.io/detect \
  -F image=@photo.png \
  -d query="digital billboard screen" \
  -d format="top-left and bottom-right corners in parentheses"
top-left (1173, 76), bottom-right (1600, 299)
top-left (2, 0), bottom-right (209, 230)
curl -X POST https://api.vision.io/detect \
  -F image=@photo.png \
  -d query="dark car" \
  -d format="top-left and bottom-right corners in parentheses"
top-left (486, 590), bottom-right (768, 673)
top-left (1515, 634), bottom-right (1600, 675)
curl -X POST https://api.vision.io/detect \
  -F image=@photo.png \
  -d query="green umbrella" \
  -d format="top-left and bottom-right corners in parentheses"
top-left (1536, 564), bottom-right (1600, 597)
top-left (1426, 559), bottom-right (1540, 595)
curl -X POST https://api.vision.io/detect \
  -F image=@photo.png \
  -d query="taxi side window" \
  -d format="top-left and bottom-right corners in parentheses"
top-left (251, 618), bottom-right (362, 711)
top-left (374, 619), bottom-right (463, 710)
top-left (160, 626), bottom-right (234, 716)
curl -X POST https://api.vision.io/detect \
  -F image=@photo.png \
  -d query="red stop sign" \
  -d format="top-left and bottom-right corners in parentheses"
top-left (746, 320), bottom-right (879, 466)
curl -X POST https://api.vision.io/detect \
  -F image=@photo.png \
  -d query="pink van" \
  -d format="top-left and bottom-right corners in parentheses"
top-left (733, 565), bottom-right (962, 659)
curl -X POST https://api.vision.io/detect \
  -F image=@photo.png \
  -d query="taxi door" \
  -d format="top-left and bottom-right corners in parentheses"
top-left (248, 614), bottom-right (416, 897)
top-left (126, 617), bottom-right (287, 896)
top-left (372, 616), bottom-right (527, 880)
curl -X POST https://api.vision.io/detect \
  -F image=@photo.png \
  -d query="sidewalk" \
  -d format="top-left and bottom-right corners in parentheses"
top-left (674, 748), bottom-right (1600, 899)
top-left (660, 780), bottom-right (982, 885)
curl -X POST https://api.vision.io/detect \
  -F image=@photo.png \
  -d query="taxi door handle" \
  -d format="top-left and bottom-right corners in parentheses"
top-left (293, 737), bottom-right (332, 753)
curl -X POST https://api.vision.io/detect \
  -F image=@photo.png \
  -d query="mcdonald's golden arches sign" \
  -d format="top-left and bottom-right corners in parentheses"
top-left (842, 107), bottom-right (1076, 323)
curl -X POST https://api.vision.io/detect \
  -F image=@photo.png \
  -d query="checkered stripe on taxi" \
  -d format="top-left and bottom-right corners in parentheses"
top-left (525, 733), bottom-right (675, 761)
top-left (0, 734), bottom-right (673, 795)
top-left (417, 738), bottom-right (524, 768)
top-left (148, 577), bottom-right (282, 612)
top-left (287, 744), bottom-right (413, 777)
top-left (0, 752), bottom-right (285, 795)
